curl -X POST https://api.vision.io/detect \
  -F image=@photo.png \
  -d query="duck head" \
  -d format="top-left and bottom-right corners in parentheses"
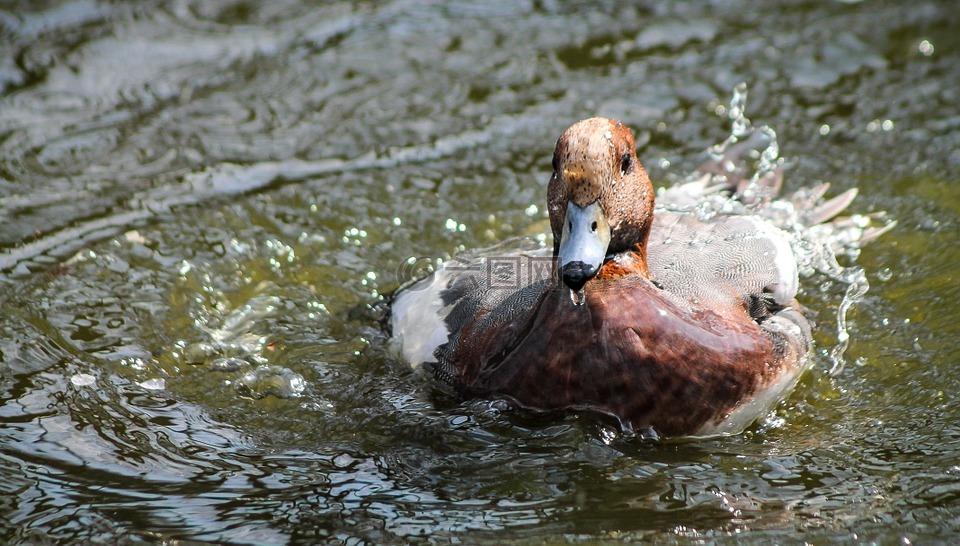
top-left (547, 117), bottom-right (654, 291)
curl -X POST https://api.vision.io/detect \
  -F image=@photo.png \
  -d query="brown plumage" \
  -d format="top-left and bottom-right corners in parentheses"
top-left (390, 116), bottom-right (885, 438)
top-left (448, 276), bottom-right (809, 437)
top-left (548, 118), bottom-right (654, 263)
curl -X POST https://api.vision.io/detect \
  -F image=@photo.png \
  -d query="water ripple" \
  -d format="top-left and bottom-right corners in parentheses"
top-left (1, 0), bottom-right (958, 543)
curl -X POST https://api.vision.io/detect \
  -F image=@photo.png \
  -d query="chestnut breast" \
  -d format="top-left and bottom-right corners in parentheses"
top-left (451, 276), bottom-right (779, 436)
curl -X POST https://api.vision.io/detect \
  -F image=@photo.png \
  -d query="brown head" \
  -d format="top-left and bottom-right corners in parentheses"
top-left (547, 117), bottom-right (654, 290)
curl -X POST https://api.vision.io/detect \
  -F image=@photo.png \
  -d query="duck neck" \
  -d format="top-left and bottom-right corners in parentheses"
top-left (597, 243), bottom-right (650, 280)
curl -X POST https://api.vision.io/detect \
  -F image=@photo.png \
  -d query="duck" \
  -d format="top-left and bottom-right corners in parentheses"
top-left (389, 116), bottom-right (889, 438)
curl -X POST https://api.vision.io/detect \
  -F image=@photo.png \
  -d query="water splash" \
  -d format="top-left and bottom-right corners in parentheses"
top-left (214, 296), bottom-right (280, 344)
top-left (830, 267), bottom-right (869, 374)
top-left (210, 357), bottom-right (250, 372)
top-left (729, 82), bottom-right (752, 138)
top-left (707, 83), bottom-right (752, 163)
top-left (178, 294), bottom-right (279, 369)
top-left (235, 365), bottom-right (306, 400)
top-left (796, 237), bottom-right (871, 375)
top-left (664, 84), bottom-right (888, 371)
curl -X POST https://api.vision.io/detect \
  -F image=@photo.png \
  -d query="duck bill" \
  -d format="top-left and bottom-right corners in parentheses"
top-left (557, 200), bottom-right (611, 291)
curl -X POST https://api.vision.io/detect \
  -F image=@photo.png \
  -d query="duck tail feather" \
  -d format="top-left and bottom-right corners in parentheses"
top-left (858, 220), bottom-right (898, 245)
top-left (803, 187), bottom-right (858, 226)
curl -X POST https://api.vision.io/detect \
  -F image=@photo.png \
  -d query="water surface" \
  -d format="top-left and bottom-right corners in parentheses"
top-left (1, 0), bottom-right (959, 543)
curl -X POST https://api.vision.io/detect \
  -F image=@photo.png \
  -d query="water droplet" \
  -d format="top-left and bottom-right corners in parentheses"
top-left (183, 341), bottom-right (217, 364)
top-left (235, 366), bottom-right (306, 400)
top-left (918, 39), bottom-right (934, 56)
top-left (598, 426), bottom-right (619, 445)
top-left (120, 357), bottom-right (147, 371)
top-left (637, 426), bottom-right (659, 441)
top-left (301, 400), bottom-right (335, 411)
top-left (210, 357), bottom-right (249, 372)
top-left (216, 296), bottom-right (279, 343)
top-left (828, 266), bottom-right (869, 375)
top-left (570, 288), bottom-right (585, 306)
top-left (755, 126), bottom-right (780, 178)
top-left (729, 82), bottom-right (751, 138)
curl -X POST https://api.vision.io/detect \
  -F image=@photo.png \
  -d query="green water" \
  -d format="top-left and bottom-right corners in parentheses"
top-left (1, 0), bottom-right (958, 543)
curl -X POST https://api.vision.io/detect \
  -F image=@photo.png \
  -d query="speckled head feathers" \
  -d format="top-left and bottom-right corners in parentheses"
top-left (547, 117), bottom-right (655, 256)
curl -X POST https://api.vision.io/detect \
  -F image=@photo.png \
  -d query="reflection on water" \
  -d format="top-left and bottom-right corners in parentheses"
top-left (2, 0), bottom-right (959, 543)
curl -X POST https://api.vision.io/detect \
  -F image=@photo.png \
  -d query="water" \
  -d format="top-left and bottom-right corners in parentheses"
top-left (2, 0), bottom-right (959, 543)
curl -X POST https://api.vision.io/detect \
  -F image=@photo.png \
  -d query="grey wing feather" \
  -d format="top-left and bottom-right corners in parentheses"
top-left (648, 212), bottom-right (798, 313)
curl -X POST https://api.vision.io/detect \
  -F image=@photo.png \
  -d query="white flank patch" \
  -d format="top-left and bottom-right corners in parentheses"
top-left (390, 270), bottom-right (455, 371)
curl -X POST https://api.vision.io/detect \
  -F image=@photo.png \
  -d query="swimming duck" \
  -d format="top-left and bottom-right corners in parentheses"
top-left (390, 117), bottom-right (887, 438)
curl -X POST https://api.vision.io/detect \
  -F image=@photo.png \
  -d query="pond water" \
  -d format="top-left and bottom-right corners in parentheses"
top-left (2, 0), bottom-right (959, 543)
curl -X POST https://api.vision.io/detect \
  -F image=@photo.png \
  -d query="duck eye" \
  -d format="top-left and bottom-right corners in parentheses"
top-left (620, 152), bottom-right (633, 175)
top-left (591, 221), bottom-right (598, 232)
